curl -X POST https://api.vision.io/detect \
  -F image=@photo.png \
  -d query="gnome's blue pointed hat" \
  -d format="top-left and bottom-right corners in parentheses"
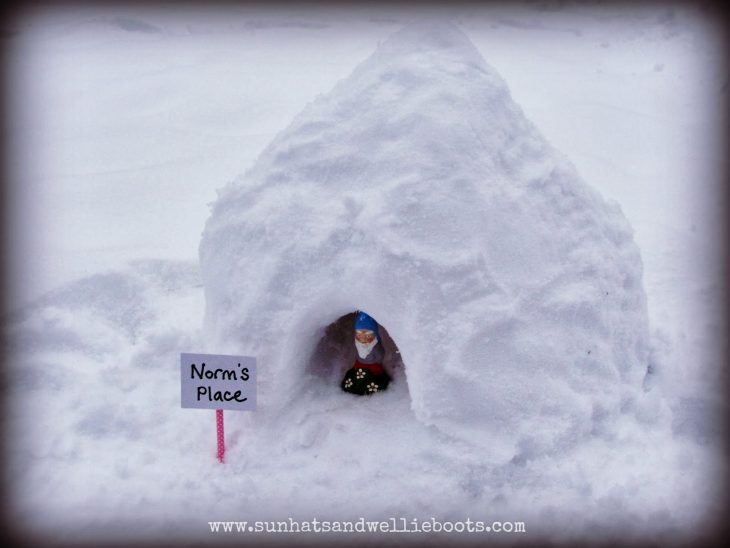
top-left (355, 310), bottom-right (380, 341)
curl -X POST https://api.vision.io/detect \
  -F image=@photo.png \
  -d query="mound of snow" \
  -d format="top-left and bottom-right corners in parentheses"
top-left (5, 259), bottom-right (203, 366)
top-left (200, 22), bottom-right (650, 458)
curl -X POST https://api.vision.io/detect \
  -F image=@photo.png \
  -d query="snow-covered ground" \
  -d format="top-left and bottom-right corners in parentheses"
top-left (2, 3), bottom-right (727, 545)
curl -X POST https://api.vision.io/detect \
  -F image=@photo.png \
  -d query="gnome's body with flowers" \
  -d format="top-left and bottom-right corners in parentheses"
top-left (341, 311), bottom-right (391, 395)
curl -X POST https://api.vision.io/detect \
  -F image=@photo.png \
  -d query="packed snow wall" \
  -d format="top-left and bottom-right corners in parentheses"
top-left (199, 22), bottom-right (650, 457)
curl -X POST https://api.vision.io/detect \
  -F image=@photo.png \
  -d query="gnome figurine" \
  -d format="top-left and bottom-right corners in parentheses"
top-left (341, 311), bottom-right (391, 395)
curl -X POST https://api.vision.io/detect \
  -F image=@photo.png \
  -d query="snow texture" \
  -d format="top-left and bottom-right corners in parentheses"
top-left (200, 22), bottom-right (651, 459)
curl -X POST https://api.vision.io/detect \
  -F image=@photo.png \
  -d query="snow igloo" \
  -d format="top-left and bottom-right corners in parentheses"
top-left (199, 22), bottom-right (650, 457)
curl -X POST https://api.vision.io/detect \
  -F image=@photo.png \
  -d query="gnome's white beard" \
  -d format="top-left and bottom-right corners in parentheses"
top-left (355, 338), bottom-right (378, 359)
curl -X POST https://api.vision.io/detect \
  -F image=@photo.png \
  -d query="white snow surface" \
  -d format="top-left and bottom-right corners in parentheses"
top-left (3, 4), bottom-right (727, 545)
top-left (200, 21), bottom-right (651, 461)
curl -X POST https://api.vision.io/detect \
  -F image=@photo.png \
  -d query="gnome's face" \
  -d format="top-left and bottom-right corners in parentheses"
top-left (355, 329), bottom-right (378, 359)
top-left (355, 329), bottom-right (376, 344)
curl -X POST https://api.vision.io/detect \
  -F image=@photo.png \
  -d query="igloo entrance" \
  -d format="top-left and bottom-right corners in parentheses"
top-left (306, 311), bottom-right (405, 393)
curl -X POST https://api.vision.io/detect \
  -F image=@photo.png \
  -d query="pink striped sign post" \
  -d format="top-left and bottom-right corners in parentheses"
top-left (216, 409), bottom-right (225, 463)
top-left (181, 353), bottom-right (257, 463)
